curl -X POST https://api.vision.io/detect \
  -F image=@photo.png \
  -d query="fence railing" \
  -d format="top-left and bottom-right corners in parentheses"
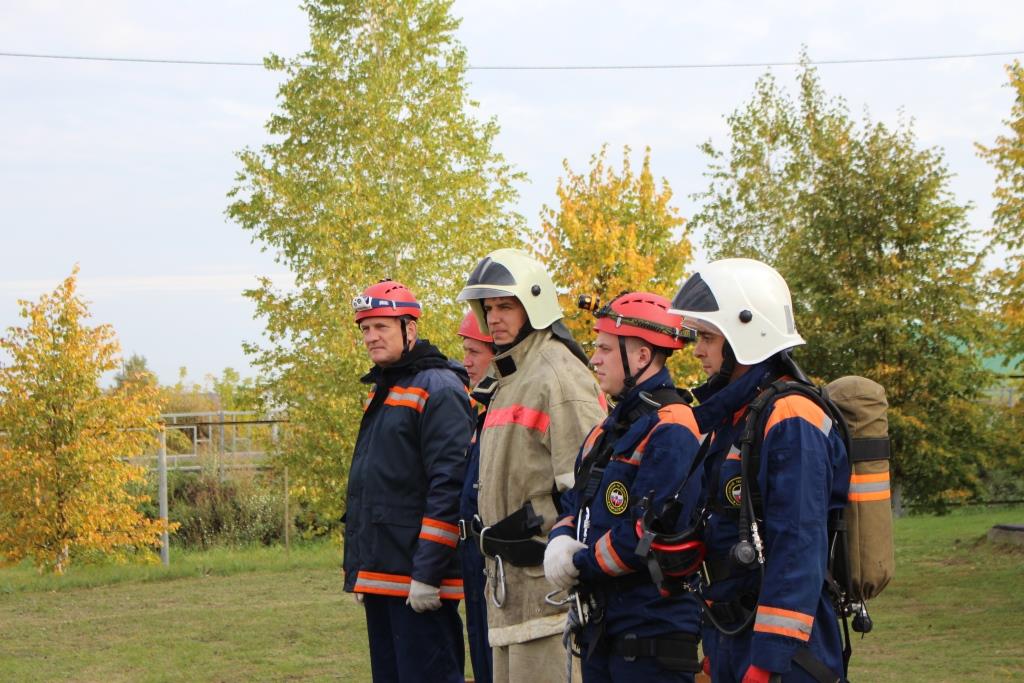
top-left (147, 411), bottom-right (290, 566)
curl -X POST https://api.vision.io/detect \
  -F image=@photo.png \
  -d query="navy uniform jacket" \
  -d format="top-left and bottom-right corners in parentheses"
top-left (550, 368), bottom-right (704, 638)
top-left (343, 340), bottom-right (475, 599)
top-left (693, 360), bottom-right (850, 678)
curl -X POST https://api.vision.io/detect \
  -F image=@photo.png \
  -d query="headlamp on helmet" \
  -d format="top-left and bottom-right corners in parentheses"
top-left (351, 295), bottom-right (421, 315)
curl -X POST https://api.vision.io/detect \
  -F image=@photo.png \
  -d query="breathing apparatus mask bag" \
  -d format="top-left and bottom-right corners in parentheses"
top-left (825, 376), bottom-right (894, 603)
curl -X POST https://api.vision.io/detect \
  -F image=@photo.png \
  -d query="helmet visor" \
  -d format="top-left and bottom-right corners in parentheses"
top-left (669, 273), bottom-right (719, 314)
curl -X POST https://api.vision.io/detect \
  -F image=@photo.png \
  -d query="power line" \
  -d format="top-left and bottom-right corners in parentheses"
top-left (0, 48), bottom-right (1022, 71)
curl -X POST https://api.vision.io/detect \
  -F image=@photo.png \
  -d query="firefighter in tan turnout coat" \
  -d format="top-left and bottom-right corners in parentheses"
top-left (458, 249), bottom-right (607, 683)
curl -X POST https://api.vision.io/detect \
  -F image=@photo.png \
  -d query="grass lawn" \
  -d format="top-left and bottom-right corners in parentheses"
top-left (848, 505), bottom-right (1024, 682)
top-left (1, 507), bottom-right (1022, 681)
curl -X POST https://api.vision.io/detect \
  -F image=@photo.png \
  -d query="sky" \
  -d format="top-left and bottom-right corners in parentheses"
top-left (1, 1), bottom-right (1021, 385)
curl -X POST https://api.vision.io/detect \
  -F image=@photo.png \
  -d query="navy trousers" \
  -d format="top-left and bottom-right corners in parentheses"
top-left (363, 594), bottom-right (465, 682)
top-left (460, 542), bottom-right (492, 683)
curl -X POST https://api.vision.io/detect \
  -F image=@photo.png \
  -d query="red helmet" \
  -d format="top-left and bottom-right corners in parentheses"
top-left (593, 292), bottom-right (695, 350)
top-left (458, 310), bottom-right (493, 343)
top-left (352, 280), bottom-right (422, 322)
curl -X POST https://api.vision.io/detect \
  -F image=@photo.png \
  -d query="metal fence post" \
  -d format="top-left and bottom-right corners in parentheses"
top-left (158, 428), bottom-right (169, 566)
top-left (284, 465), bottom-right (290, 553)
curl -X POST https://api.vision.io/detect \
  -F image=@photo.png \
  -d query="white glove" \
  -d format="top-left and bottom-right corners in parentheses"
top-left (544, 535), bottom-right (586, 591)
top-left (406, 579), bottom-right (442, 613)
top-left (353, 592), bottom-right (364, 605)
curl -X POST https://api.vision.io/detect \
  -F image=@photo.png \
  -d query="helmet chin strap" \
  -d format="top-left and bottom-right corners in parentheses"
top-left (399, 317), bottom-right (413, 358)
top-left (616, 336), bottom-right (654, 400)
top-left (703, 341), bottom-right (737, 393)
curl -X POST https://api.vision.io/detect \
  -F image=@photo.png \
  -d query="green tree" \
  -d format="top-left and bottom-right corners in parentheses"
top-left (692, 59), bottom-right (995, 509)
top-left (228, 0), bottom-right (524, 522)
top-left (976, 60), bottom-right (1024, 496)
top-left (977, 60), bottom-right (1024, 364)
top-left (0, 269), bottom-right (168, 572)
top-left (534, 145), bottom-right (700, 384)
top-left (113, 353), bottom-right (158, 395)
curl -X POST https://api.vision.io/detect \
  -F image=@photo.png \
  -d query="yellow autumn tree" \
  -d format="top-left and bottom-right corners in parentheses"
top-left (0, 268), bottom-right (169, 573)
top-left (533, 145), bottom-right (701, 383)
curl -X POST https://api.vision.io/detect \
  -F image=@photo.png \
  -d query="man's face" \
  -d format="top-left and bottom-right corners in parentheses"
top-left (482, 296), bottom-right (527, 345)
top-left (359, 316), bottom-right (410, 367)
top-left (461, 336), bottom-right (494, 386)
top-left (691, 321), bottom-right (726, 377)
top-left (590, 332), bottom-right (652, 395)
top-left (589, 331), bottom-right (627, 396)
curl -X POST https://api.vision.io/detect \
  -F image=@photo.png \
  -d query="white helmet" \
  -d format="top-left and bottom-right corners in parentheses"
top-left (457, 248), bottom-right (563, 333)
top-left (669, 258), bottom-right (805, 365)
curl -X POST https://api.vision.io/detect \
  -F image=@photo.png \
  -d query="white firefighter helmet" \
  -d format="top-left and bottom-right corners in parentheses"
top-left (457, 248), bottom-right (563, 333)
top-left (669, 258), bottom-right (805, 365)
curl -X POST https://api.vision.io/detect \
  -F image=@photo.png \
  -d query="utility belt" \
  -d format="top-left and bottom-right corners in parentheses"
top-left (461, 503), bottom-right (547, 567)
top-left (608, 632), bottom-right (701, 673)
top-left (461, 504), bottom-right (547, 609)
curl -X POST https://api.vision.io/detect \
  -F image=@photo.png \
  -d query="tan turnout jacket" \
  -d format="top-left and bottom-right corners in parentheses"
top-left (478, 329), bottom-right (607, 646)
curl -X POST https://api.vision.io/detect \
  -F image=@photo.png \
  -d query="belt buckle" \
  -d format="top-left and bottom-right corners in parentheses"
top-left (621, 633), bottom-right (638, 662)
top-left (478, 524), bottom-right (491, 558)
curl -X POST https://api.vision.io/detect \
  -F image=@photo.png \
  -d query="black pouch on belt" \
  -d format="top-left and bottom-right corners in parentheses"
top-left (472, 502), bottom-right (547, 566)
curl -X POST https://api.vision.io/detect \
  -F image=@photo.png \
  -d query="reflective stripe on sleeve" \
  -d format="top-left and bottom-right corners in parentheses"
top-left (354, 572), bottom-right (463, 600)
top-left (726, 445), bottom-right (741, 461)
top-left (384, 385), bottom-right (429, 412)
top-left (354, 571), bottom-right (411, 597)
top-left (753, 605), bottom-right (814, 641)
top-left (849, 471), bottom-right (891, 502)
top-left (594, 531), bottom-right (634, 576)
top-left (439, 578), bottom-right (464, 601)
top-left (553, 515), bottom-right (576, 531)
top-left (419, 518), bottom-right (460, 548)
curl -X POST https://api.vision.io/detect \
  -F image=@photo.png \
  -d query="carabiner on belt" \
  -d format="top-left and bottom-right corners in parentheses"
top-left (488, 554), bottom-right (506, 608)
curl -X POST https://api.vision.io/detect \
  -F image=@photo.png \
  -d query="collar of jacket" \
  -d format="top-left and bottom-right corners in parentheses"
top-left (471, 375), bottom-right (498, 408)
top-left (491, 328), bottom-right (549, 378)
top-left (609, 367), bottom-right (674, 419)
top-left (604, 366), bottom-right (676, 453)
top-left (691, 360), bottom-right (774, 433)
top-left (359, 339), bottom-right (463, 389)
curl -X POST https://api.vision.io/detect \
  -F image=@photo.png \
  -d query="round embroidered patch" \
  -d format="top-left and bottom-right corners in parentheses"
top-left (725, 476), bottom-right (744, 507)
top-left (606, 481), bottom-right (629, 515)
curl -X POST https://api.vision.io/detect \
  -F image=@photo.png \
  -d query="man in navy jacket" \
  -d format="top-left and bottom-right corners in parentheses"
top-left (344, 279), bottom-right (475, 683)
top-left (670, 260), bottom-right (850, 683)
top-left (457, 310), bottom-right (496, 683)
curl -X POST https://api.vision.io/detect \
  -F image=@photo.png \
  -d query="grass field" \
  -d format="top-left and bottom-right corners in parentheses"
top-left (1, 507), bottom-right (1022, 681)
